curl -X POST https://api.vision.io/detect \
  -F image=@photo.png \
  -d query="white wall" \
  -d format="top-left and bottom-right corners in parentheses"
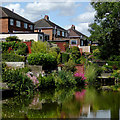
top-left (0, 33), bottom-right (44, 42)
top-left (78, 46), bottom-right (90, 53)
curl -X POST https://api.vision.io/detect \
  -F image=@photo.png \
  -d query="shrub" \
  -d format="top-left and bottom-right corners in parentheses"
top-left (5, 36), bottom-right (20, 42)
top-left (62, 59), bottom-right (77, 73)
top-left (107, 61), bottom-right (120, 69)
top-left (55, 70), bottom-right (76, 87)
top-left (111, 70), bottom-right (120, 80)
top-left (109, 55), bottom-right (120, 61)
top-left (2, 41), bottom-right (28, 55)
top-left (27, 53), bottom-right (57, 70)
top-left (2, 53), bottom-right (25, 62)
top-left (85, 64), bottom-right (98, 83)
top-left (71, 46), bottom-right (81, 61)
top-left (38, 74), bottom-right (55, 88)
top-left (92, 48), bottom-right (100, 59)
top-left (26, 72), bottom-right (39, 86)
top-left (31, 41), bottom-right (50, 53)
top-left (2, 68), bottom-right (34, 94)
top-left (74, 73), bottom-right (86, 85)
top-left (50, 46), bottom-right (60, 54)
top-left (90, 46), bottom-right (98, 52)
top-left (57, 53), bottom-right (61, 64)
top-left (61, 53), bottom-right (69, 63)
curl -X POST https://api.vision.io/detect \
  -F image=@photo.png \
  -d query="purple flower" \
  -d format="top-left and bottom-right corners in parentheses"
top-left (26, 73), bottom-right (39, 85)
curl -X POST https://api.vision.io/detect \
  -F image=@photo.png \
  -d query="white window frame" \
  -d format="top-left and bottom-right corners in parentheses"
top-left (16, 20), bottom-right (21, 27)
top-left (57, 30), bottom-right (60, 36)
top-left (10, 19), bottom-right (14, 26)
top-left (30, 25), bottom-right (33, 30)
top-left (65, 32), bottom-right (67, 37)
top-left (71, 40), bottom-right (77, 45)
top-left (81, 40), bottom-right (84, 46)
top-left (24, 23), bottom-right (28, 29)
top-left (62, 31), bottom-right (64, 37)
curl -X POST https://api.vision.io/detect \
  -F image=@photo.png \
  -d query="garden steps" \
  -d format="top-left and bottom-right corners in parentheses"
top-left (0, 82), bottom-right (14, 100)
top-left (0, 82), bottom-right (9, 90)
top-left (98, 73), bottom-right (112, 78)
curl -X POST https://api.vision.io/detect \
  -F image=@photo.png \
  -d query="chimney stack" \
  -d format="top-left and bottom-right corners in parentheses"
top-left (44, 15), bottom-right (49, 20)
top-left (12, 9), bottom-right (14, 12)
top-left (71, 25), bottom-right (75, 30)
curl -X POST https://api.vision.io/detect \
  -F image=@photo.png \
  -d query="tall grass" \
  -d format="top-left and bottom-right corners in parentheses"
top-left (85, 64), bottom-right (98, 83)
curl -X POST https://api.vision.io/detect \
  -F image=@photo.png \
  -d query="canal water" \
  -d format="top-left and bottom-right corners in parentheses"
top-left (2, 87), bottom-right (120, 119)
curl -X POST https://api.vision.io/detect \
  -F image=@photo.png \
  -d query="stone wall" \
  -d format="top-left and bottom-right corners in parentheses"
top-left (5, 62), bottom-right (25, 68)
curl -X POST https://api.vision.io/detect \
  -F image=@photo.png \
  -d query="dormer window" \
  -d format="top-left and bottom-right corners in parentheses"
top-left (16, 20), bottom-right (21, 27)
top-left (24, 23), bottom-right (28, 29)
top-left (10, 19), bottom-right (14, 26)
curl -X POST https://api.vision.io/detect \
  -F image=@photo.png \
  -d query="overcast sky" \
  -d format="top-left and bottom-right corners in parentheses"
top-left (2, 1), bottom-right (96, 36)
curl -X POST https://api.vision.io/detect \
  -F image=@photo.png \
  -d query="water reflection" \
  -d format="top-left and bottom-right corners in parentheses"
top-left (2, 87), bottom-right (120, 119)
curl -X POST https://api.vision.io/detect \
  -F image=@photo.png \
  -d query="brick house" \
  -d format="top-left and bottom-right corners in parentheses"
top-left (34, 15), bottom-right (68, 41)
top-left (68, 25), bottom-right (88, 46)
top-left (0, 6), bottom-right (34, 33)
top-left (68, 25), bottom-right (90, 52)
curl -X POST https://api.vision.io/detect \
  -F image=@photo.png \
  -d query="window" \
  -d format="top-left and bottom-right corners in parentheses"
top-left (65, 32), bottom-right (67, 37)
top-left (62, 32), bottom-right (64, 37)
top-left (81, 40), bottom-right (84, 46)
top-left (71, 40), bottom-right (77, 45)
top-left (53, 29), bottom-right (56, 35)
top-left (24, 23), bottom-right (28, 29)
top-left (16, 20), bottom-right (21, 27)
top-left (30, 25), bottom-right (33, 30)
top-left (10, 19), bottom-right (14, 26)
top-left (57, 30), bottom-right (60, 35)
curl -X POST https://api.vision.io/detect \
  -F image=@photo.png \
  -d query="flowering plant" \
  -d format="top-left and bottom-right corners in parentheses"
top-left (26, 72), bottom-right (39, 86)
top-left (74, 72), bottom-right (87, 85)
top-left (74, 73), bottom-right (86, 80)
top-left (88, 54), bottom-right (94, 59)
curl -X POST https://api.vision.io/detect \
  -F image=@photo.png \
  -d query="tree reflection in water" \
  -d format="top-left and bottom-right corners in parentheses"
top-left (2, 87), bottom-right (120, 119)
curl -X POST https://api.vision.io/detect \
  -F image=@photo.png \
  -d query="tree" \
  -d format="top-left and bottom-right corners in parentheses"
top-left (89, 2), bottom-right (120, 59)
top-left (31, 41), bottom-right (50, 53)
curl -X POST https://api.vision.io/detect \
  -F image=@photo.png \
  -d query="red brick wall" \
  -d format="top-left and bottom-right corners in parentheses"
top-left (23, 41), bottom-right (32, 54)
top-left (0, 18), bottom-right (34, 33)
top-left (40, 28), bottom-right (53, 40)
top-left (75, 64), bottom-right (84, 74)
top-left (8, 19), bottom-right (34, 33)
top-left (55, 42), bottom-right (66, 52)
top-left (0, 18), bottom-right (9, 33)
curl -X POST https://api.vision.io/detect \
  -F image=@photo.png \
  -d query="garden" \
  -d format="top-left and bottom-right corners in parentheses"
top-left (1, 2), bottom-right (120, 119)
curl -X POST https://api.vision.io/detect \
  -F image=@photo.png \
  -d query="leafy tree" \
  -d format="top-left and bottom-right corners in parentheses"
top-left (62, 60), bottom-right (77, 73)
top-left (31, 41), bottom-right (50, 53)
top-left (89, 2), bottom-right (120, 59)
top-left (71, 46), bottom-right (81, 62)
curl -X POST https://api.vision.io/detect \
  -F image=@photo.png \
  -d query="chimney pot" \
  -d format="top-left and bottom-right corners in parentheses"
top-left (71, 25), bottom-right (75, 30)
top-left (44, 15), bottom-right (49, 20)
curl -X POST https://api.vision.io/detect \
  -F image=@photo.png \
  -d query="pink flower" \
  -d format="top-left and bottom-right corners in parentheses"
top-left (26, 73), bottom-right (39, 85)
top-left (74, 73), bottom-right (86, 80)
top-left (88, 55), bottom-right (94, 58)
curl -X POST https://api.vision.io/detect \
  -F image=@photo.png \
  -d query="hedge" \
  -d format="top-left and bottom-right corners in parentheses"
top-left (27, 53), bottom-right (57, 70)
top-left (2, 67), bottom-right (34, 94)
top-left (2, 53), bottom-right (25, 62)
top-left (61, 53), bottom-right (69, 63)
top-left (2, 41), bottom-right (28, 55)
